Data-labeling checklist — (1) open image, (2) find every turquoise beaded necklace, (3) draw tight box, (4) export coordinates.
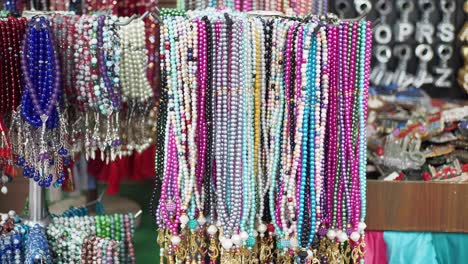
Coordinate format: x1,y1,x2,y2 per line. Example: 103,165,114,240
297,24,316,249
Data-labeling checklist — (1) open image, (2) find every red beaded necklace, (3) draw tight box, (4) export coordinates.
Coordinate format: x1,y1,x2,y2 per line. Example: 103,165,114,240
0,17,27,114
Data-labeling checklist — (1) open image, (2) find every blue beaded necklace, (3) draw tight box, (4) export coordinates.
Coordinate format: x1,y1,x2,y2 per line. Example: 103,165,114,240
16,16,71,188
297,24,319,249
21,17,61,129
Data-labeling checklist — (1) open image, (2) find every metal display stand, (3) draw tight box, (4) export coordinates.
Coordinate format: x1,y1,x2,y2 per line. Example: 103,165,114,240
25,180,49,226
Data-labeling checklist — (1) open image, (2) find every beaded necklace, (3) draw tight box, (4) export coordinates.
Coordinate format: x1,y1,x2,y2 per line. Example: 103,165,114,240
239,16,256,247
252,17,264,226
195,17,208,225
268,19,287,235
277,22,294,243
316,25,328,233
214,15,243,247
297,23,318,249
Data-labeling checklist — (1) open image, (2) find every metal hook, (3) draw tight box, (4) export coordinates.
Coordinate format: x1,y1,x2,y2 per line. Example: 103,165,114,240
84,190,105,207
134,209,143,219
30,0,36,11
114,14,138,26
115,7,163,26
141,10,164,24
341,9,369,22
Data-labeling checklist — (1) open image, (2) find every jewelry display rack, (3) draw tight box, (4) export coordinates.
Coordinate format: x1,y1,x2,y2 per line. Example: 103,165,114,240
26,181,48,226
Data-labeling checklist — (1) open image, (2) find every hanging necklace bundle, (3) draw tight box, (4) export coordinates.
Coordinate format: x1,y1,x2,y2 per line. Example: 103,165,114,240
120,18,154,155
0,13,158,190
9,16,71,188
47,213,136,263
0,17,26,115
0,17,27,190
49,13,157,162
154,8,372,264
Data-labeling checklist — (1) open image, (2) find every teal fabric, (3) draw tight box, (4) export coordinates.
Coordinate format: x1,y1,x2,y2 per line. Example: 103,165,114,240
383,232,468,264
432,233,468,264
384,232,438,264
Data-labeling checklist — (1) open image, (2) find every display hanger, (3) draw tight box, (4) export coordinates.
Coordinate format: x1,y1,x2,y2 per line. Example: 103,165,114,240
115,7,163,26
246,10,298,20
84,190,106,208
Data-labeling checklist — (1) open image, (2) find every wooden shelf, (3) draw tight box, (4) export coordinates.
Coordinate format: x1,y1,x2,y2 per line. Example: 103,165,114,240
4,177,468,232
366,180,468,233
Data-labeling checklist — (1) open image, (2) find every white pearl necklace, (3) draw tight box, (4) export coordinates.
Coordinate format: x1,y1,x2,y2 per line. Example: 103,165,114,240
120,19,153,104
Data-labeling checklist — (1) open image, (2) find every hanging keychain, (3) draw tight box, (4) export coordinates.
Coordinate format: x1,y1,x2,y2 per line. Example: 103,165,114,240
395,0,415,42
392,44,414,89
373,0,393,87
354,0,372,16
335,0,352,18
416,0,435,44
414,44,434,88
374,0,392,46
370,46,391,86
437,0,456,43
434,44,454,88
458,1,468,93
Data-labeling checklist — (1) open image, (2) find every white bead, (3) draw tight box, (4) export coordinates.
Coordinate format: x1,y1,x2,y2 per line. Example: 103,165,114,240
207,225,218,235
290,237,298,248
326,229,337,240
170,235,181,245
197,216,207,226
307,250,313,259
1,214,8,221
180,214,189,225
240,231,249,241
231,234,242,246
258,224,267,233
221,238,233,251
350,232,360,242
8,210,15,217
338,232,348,243
1,186,7,194
358,222,367,232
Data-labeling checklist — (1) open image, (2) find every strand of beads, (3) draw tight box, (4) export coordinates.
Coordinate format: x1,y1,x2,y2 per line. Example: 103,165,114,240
80,236,120,264
25,225,52,264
